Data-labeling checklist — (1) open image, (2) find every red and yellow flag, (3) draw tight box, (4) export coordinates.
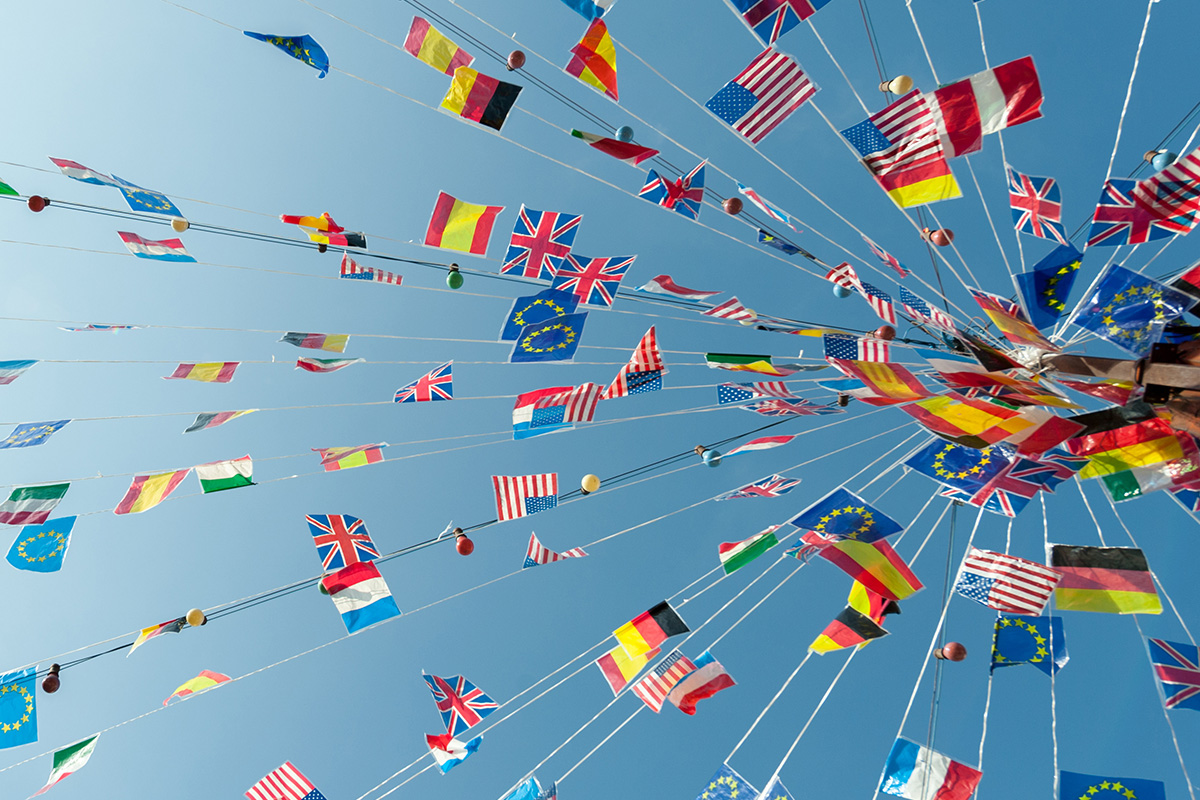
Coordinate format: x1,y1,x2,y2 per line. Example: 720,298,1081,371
424,191,504,256
565,19,618,100
1066,417,1187,479
829,359,930,402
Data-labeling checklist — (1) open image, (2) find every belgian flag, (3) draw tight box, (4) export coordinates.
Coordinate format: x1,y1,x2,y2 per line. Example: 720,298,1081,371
441,67,522,131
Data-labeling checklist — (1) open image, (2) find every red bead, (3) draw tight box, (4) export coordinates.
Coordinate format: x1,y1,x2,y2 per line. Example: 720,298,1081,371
456,535,475,556
27,196,47,213
507,50,526,70
723,197,743,215
936,642,967,661
874,325,896,341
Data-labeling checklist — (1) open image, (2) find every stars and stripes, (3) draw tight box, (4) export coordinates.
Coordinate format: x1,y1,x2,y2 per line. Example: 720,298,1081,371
1007,166,1067,244
823,333,890,362
954,546,1063,614
716,382,795,404
717,474,802,500
863,235,908,278
533,383,601,423
1147,638,1200,711
705,48,816,144
422,673,499,736
849,90,942,177
601,327,666,399
550,253,635,307
394,361,454,403
1087,177,1196,247
245,762,325,800
824,261,863,290
523,531,588,568
724,434,797,456
340,253,401,285
501,206,582,280
639,161,706,219
703,297,758,323
635,274,720,300
492,473,559,521
899,286,957,332
861,282,898,324
304,514,379,571
631,650,697,712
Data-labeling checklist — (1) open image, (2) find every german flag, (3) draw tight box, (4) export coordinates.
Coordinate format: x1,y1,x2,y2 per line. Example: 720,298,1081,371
441,67,522,131
613,601,688,659
809,607,887,654
1049,544,1162,614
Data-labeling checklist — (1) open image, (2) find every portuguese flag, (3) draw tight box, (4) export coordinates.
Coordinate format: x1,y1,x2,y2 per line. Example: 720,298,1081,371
1049,544,1162,614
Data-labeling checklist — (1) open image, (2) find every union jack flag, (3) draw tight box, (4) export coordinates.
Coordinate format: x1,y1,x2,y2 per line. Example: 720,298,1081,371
305,514,380,570
1007,166,1067,244
717,473,802,500
743,398,838,416
601,327,666,399
500,206,582,281
639,161,705,219
1134,146,1200,221
422,673,499,736
899,286,957,332
725,0,831,45
1007,450,1088,492
393,361,453,403
703,296,758,323
1086,177,1195,247
1147,637,1200,711
862,235,908,277
943,458,1043,518
523,531,588,568
551,253,635,307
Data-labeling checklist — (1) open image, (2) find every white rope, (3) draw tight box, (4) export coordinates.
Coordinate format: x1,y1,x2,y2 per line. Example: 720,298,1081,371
1041,493,1061,800
903,0,941,85
1103,0,1157,183
726,652,814,760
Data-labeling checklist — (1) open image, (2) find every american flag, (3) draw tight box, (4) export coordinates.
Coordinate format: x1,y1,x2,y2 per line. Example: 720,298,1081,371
523,531,588,568
862,235,908,277
550,253,635,307
703,297,759,323
423,673,499,736
601,327,666,399
339,253,401,285
1007,167,1067,244
705,48,816,144
533,383,601,423
245,762,326,800
492,473,558,521
823,333,890,362
639,161,706,219
1134,146,1200,221
501,206,582,281
1147,638,1200,710
899,286,956,332
717,382,795,404
842,90,942,176
1087,177,1195,247
305,514,379,570
393,361,454,403
631,650,697,712
824,261,862,291
860,282,898,324
717,473,802,500
727,0,830,45
737,182,795,230
954,547,1062,614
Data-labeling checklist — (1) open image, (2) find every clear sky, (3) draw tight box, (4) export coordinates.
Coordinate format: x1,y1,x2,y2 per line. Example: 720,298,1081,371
0,1,1197,799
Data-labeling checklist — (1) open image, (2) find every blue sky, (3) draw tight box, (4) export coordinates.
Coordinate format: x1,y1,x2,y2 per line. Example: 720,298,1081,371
0,0,1197,799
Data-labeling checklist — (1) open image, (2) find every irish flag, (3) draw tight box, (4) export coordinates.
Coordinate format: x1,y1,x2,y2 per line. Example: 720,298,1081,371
32,734,100,796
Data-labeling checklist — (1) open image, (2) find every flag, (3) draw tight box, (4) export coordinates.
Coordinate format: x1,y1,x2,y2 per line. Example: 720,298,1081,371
502,776,556,800
0,360,36,385
1007,166,1067,244
523,531,587,568
823,334,890,362
1059,773,1165,800
632,650,698,712
493,474,558,521
954,547,1062,614
245,762,326,800
743,398,838,416
693,764,759,800
595,643,659,694
810,605,888,654
1004,414,1087,456
0,485,69,526
0,177,13,195
423,673,498,736
635,274,720,299
163,362,239,383
758,229,805,255
879,738,982,800
295,356,364,373
862,235,909,277
129,618,185,655
614,601,688,658
502,206,582,280
117,232,195,262
559,0,615,19
394,361,454,403
513,386,575,439
926,56,1042,157
321,561,401,633
1049,544,1162,614
442,66,521,130
737,183,795,229
706,353,802,376
305,514,379,570
601,326,666,399
716,474,801,501
530,384,602,427
640,160,706,219
6,517,75,573
163,670,231,706
425,191,504,255
724,434,797,457
829,360,928,402
195,456,253,494
1066,417,1189,478
314,443,385,471
991,615,1067,676
500,288,579,341
550,253,634,307
789,486,903,543
279,332,349,353
243,31,329,77
725,0,831,45
666,651,735,715
58,324,139,332
717,526,780,572
111,175,182,216
426,733,483,774
968,288,1057,351
184,409,257,434
1016,243,1083,330
1147,638,1200,711
565,19,618,100
906,439,1016,494
48,157,115,186
1071,263,1194,355
899,394,1031,448
114,469,191,515
791,533,923,601
899,286,957,332
1100,448,1200,502
280,212,366,248
705,47,815,144
31,734,100,798
510,312,588,363
703,297,758,323
717,382,795,404
0,668,37,749
1134,144,1200,220
339,253,401,285
570,129,659,165
0,420,70,450
404,16,473,75
1090,177,1197,247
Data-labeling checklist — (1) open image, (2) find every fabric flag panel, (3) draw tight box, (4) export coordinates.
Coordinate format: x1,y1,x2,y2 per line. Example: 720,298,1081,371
493,474,558,521
279,212,366,248
0,420,70,450
0,484,69,526
717,382,795,404
117,231,195,261
321,561,401,633
441,66,521,130
595,643,659,695
313,443,385,471
0,668,37,750
528,384,600,425
953,547,1062,615
502,206,582,280
404,16,473,75
195,456,253,494
789,487,903,543
31,734,101,798
926,56,1042,157
243,31,329,77
48,157,115,185
0,177,13,195
510,312,588,363
716,474,801,501
1007,166,1067,244
426,733,483,774
724,435,797,457
693,764,759,800
725,0,832,46
1087,178,1195,247
879,738,982,800
163,362,239,383
163,670,231,706
1135,144,1200,220
570,129,659,165
1058,773,1165,800
512,386,575,439
423,673,499,737
635,274,720,300
184,409,256,434
703,297,758,323
613,601,689,659
394,361,454,403
559,0,615,20
112,175,182,216
340,253,401,285
1070,263,1194,356
968,288,1057,351
550,253,634,307
705,47,815,144
296,356,364,373
828,360,927,402
1147,638,1200,711
991,615,1067,676
640,161,706,219
666,651,735,715
279,332,349,353
705,353,802,376
717,526,780,573
6,516,75,573
565,19,618,100
500,288,579,341
128,618,185,655
1066,417,1188,479
114,469,190,515
58,324,139,332
1049,544,1162,614
601,326,666,399
0,359,36,385
245,761,326,800
758,229,805,254
863,235,909,277
810,605,888,654
1015,243,1083,330
737,183,795,229
425,191,504,255
792,533,923,601
824,333,890,362
305,514,379,570
523,531,587,568
631,650,697,712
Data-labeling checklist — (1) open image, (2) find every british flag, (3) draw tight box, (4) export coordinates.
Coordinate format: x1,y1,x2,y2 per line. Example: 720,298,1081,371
393,361,453,403
743,398,837,416
423,673,499,736
726,0,831,45
304,514,380,570
1087,177,1196,247
862,235,908,277
1007,166,1067,244
601,327,666,399
1007,450,1088,492
500,206,582,281
717,473,802,500
1147,638,1200,711
639,161,705,219
551,253,635,307
523,531,588,568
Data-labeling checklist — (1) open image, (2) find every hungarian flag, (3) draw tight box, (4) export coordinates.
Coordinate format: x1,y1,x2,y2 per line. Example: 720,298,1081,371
570,129,659,165
717,526,780,573
195,456,254,493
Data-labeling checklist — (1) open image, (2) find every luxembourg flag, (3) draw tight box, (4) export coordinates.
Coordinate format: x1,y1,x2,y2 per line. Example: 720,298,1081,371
426,733,483,774
320,561,401,634
117,232,196,262
879,738,982,800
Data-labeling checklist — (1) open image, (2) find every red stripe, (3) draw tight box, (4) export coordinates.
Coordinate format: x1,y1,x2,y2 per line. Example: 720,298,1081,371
992,55,1043,128
933,79,982,156
425,192,458,247
471,205,500,255
1055,565,1156,593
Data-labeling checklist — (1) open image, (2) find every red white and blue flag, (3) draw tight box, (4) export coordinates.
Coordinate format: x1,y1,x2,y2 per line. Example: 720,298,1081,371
245,761,326,800
717,474,802,500
724,435,797,457
737,183,795,230
426,733,483,774
533,383,601,424
118,232,195,262
394,361,454,403
635,274,720,300
551,253,635,307
954,546,1062,615
501,206,582,281
305,514,380,570
703,297,758,323
601,327,666,399
743,398,837,416
1087,177,1195,247
321,561,401,634
705,48,816,144
423,673,499,736
1007,166,1067,244
632,650,697,713
899,286,957,332
1134,146,1200,221
823,333,890,362
725,0,832,46
863,235,909,278
492,473,558,521
861,282,898,325
639,161,706,219
1147,637,1200,711
523,531,588,568
48,157,116,186
340,253,401,285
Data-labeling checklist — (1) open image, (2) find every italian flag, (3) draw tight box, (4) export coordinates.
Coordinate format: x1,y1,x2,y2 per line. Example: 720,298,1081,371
32,734,99,797
718,526,780,574
195,456,254,493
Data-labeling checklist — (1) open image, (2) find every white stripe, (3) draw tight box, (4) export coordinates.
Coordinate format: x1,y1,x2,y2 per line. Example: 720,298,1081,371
970,69,1010,135
329,575,393,614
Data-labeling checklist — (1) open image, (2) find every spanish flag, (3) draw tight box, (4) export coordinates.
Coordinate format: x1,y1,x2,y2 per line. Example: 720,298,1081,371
163,362,239,383
800,533,923,601
829,359,930,401
1066,417,1187,479
900,394,1033,446
424,191,504,256
114,469,192,515
163,670,231,706
403,16,473,76
594,643,659,695
441,66,522,131
1049,544,1162,614
565,19,618,100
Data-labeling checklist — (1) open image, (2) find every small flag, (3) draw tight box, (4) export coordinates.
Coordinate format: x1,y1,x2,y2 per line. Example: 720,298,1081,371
305,514,379,570
1058,773,1164,800
1071,263,1195,356
117,232,195,262
810,606,888,654
789,486,903,543
954,547,1062,615
6,517,76,573
724,435,797,457
502,206,582,280
243,31,329,77
570,129,659,165
737,183,795,229
526,383,601,427
559,0,615,20
0,360,37,385
566,18,618,100
500,288,579,342
128,617,185,656
280,212,365,247
640,161,705,219
31,734,100,797
705,352,803,376
725,0,831,45
1007,166,1067,244
758,229,804,255
425,191,504,255
705,47,816,144
595,643,659,695
665,651,735,715
163,362,239,383
635,274,719,300
441,66,521,130
163,670,231,706
743,398,837,416
279,332,349,353
0,177,14,195
1087,178,1194,247
394,361,454,403
114,469,191,515
703,296,758,323
493,474,558,521
0,484,69,526
991,615,1067,676
426,733,483,774
926,56,1042,157
183,409,257,434
632,650,697,712
600,326,666,399
404,16,473,75
717,382,795,404
716,474,801,501
1049,544,1162,614
863,235,908,277
111,175,182,216
313,443,385,471
1134,144,1200,221
1015,243,1083,330
58,324,139,332
968,288,1058,351
551,253,634,307
0,420,70,450
1066,417,1189,479
423,673,499,736
502,776,557,800
195,456,254,494
899,286,957,332
523,531,587,568
510,312,588,363
1146,637,1200,711
296,356,364,373
48,157,115,186
792,533,923,601
614,601,688,659
339,253,401,285
879,738,982,800
823,334,890,362
245,762,327,800
513,386,576,439
717,526,780,573
0,668,37,749
321,561,401,634
692,765,758,800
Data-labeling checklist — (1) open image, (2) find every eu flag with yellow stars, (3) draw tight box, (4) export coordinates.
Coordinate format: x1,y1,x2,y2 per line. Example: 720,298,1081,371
905,439,1014,495
0,667,37,749
788,486,903,543
6,517,75,573
1059,772,1165,800
1072,263,1195,356
694,764,759,800
510,312,587,363
111,175,182,217
991,614,1067,676
1016,243,1083,330
244,32,330,78
499,288,579,341
0,420,69,450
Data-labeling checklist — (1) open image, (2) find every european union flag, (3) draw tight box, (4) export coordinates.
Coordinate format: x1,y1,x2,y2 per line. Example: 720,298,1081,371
0,668,37,749
6,517,75,573
111,175,182,217
905,440,1014,494
1072,263,1195,356
1059,772,1165,800
693,764,759,800
758,229,803,255
244,32,330,78
788,487,903,543
499,288,579,341
510,312,587,363
991,615,1068,676
1016,243,1083,330
0,420,69,450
